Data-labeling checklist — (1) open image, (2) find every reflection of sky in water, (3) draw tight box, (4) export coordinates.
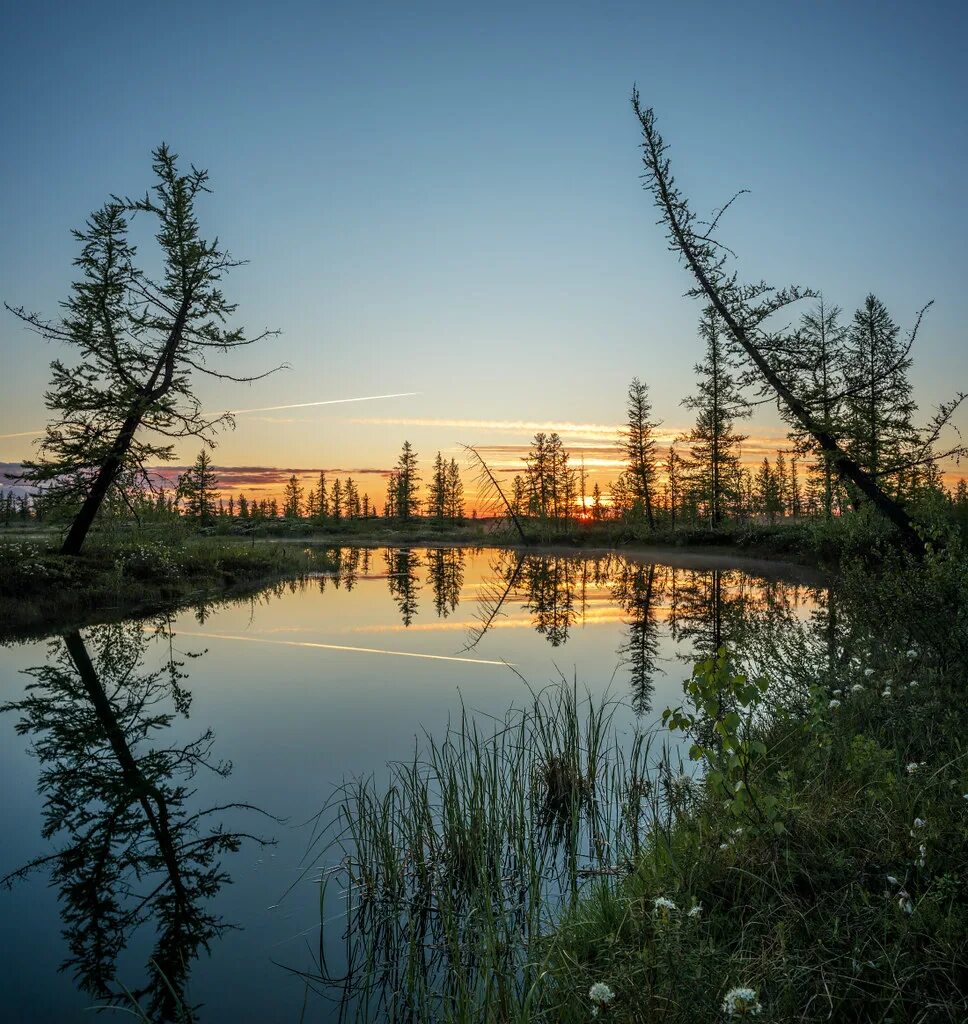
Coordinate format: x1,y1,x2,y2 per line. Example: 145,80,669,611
0,546,823,1022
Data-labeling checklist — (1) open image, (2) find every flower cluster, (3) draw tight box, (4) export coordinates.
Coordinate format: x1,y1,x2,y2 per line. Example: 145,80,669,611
589,981,615,1016
722,986,762,1016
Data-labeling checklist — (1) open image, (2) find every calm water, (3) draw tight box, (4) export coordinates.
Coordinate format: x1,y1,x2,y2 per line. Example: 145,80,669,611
0,546,824,1022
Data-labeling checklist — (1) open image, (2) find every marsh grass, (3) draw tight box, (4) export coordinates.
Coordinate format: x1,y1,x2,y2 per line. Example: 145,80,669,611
308,545,968,1023
307,681,684,1023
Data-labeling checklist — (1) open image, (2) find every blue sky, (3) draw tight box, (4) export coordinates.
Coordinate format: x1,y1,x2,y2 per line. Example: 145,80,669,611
1,0,965,497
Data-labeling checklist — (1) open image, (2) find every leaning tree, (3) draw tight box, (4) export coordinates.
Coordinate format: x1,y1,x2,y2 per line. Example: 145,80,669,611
6,144,281,554
630,91,965,556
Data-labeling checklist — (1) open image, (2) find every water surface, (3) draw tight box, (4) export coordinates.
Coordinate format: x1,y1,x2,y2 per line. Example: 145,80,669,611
0,545,824,1022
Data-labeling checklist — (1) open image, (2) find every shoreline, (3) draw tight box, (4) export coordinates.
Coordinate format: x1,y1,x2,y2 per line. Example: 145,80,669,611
0,531,827,643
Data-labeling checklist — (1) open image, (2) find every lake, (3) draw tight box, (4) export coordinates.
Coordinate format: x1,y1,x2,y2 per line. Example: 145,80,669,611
0,545,824,1022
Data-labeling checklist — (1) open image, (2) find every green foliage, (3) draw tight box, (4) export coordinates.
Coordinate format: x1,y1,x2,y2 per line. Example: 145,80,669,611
664,647,785,834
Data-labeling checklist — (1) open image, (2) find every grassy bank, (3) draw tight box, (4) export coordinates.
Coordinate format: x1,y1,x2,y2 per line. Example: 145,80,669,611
0,536,331,640
317,542,968,1022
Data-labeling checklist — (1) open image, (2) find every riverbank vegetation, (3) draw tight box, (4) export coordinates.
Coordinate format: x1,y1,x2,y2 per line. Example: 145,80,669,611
0,535,329,639
314,538,968,1022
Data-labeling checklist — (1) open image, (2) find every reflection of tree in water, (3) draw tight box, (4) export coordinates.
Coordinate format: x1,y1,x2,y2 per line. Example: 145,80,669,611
426,547,465,618
519,555,580,647
612,561,664,715
1,622,270,1021
325,545,365,590
670,568,753,658
465,552,581,649
385,547,421,627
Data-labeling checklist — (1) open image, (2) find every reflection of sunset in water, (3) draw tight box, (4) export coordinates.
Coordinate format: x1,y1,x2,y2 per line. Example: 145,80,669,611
0,544,826,1023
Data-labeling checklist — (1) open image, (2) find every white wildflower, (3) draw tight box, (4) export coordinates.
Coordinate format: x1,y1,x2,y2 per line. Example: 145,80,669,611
687,903,703,919
913,817,926,829
722,986,763,1016
886,875,899,886
881,688,892,699
897,890,913,915
653,896,677,919
828,699,841,709
589,982,615,1006
719,842,731,851
906,648,917,659
916,843,927,868
832,689,843,697
905,762,926,775
864,667,875,677
908,681,918,690
851,683,865,693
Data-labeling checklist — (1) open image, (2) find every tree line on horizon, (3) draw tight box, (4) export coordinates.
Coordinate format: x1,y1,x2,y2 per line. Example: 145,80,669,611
3,109,965,553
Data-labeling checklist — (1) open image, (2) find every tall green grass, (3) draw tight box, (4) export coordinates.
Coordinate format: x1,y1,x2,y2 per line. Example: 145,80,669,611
310,682,682,1022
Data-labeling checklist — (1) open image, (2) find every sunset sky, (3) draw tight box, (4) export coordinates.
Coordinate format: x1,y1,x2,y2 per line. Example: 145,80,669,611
2,1,966,508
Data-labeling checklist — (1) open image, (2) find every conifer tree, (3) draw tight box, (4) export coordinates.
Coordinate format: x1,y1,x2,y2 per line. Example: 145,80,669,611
177,450,219,525
283,474,304,518
843,295,916,494
427,452,447,521
7,145,279,554
315,471,329,521
789,299,847,519
665,444,684,529
680,308,751,526
343,477,359,519
591,482,604,521
621,376,660,528
384,473,397,519
394,442,421,521
445,458,464,521
755,458,783,522
330,479,343,523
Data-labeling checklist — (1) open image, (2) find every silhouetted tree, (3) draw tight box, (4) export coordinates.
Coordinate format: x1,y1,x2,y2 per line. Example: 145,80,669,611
631,94,966,555
283,473,304,518
680,307,751,525
395,442,421,521
7,145,280,555
1,623,269,1018
621,377,661,528
177,449,219,525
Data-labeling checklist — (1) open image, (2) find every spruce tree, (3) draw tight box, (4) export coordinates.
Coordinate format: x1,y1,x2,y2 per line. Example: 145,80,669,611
621,377,660,527
843,294,916,495
680,308,751,526
283,474,304,518
394,442,420,521
177,450,219,525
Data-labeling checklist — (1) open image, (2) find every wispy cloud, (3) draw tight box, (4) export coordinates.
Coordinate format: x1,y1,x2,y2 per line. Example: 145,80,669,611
349,416,623,439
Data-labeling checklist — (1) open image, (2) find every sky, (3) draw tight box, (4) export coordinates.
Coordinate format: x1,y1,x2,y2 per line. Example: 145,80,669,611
1,1,966,507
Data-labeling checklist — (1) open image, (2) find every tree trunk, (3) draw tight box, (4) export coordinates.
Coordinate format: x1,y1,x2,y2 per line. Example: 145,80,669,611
656,190,924,555
60,406,146,555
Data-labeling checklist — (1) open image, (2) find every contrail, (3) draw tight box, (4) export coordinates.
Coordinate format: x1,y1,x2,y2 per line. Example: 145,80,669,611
176,629,511,667
229,392,419,415
0,393,419,441
0,429,43,440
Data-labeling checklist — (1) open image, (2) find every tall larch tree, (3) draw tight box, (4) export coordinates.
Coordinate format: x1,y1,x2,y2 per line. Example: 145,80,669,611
7,145,280,555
